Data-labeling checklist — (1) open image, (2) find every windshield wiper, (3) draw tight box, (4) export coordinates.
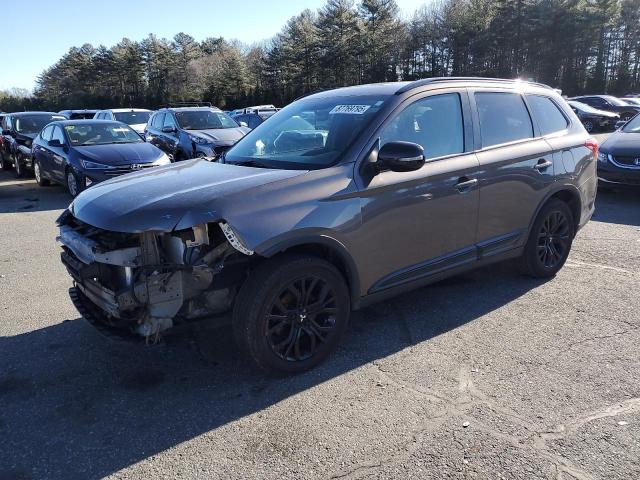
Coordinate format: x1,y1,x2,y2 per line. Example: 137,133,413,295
229,159,269,168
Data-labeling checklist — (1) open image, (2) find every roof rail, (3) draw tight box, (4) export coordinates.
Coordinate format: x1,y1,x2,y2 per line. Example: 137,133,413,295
395,77,553,94
160,101,213,108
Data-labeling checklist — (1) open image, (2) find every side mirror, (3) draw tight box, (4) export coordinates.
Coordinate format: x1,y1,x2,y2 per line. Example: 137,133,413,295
238,121,248,128
48,139,63,148
377,141,425,173
162,126,176,133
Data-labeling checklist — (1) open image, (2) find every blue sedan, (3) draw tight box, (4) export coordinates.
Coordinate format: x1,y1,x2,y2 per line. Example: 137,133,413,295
32,120,171,196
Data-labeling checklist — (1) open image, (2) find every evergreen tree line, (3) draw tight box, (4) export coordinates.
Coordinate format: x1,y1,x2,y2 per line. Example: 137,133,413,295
2,0,640,112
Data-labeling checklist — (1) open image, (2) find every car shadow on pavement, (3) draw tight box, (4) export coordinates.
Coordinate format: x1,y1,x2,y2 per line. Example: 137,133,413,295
0,172,70,214
592,188,640,226
0,262,546,479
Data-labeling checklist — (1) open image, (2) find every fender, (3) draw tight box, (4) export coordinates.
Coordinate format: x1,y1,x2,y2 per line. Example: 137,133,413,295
526,182,582,239
254,229,361,305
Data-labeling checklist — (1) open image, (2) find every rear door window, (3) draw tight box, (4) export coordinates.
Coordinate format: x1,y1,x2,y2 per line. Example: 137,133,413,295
51,126,66,145
380,92,464,160
40,125,54,141
526,95,568,135
152,113,165,129
163,113,177,129
475,92,533,147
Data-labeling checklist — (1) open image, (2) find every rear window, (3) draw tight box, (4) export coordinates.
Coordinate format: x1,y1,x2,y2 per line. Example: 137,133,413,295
526,95,568,135
475,92,533,147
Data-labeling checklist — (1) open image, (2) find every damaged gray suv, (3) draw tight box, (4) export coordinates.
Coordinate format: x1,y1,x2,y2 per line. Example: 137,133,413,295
58,78,598,373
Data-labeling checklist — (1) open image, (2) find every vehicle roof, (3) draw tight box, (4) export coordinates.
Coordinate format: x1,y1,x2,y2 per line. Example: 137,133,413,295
8,111,61,116
59,109,98,113
307,77,554,100
103,108,152,112
49,119,126,126
159,106,222,112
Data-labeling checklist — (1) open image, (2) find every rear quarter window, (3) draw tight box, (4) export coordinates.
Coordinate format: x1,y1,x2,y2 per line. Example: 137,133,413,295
475,92,533,147
526,95,568,135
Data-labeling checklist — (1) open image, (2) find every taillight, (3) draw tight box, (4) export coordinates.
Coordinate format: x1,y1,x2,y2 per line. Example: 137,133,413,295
585,137,599,159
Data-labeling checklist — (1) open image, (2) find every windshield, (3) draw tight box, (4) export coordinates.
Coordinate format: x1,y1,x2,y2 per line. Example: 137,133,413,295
15,115,64,134
569,101,601,114
175,110,238,130
224,95,389,169
114,111,152,125
64,122,143,146
68,112,97,120
622,98,640,106
622,114,640,133
604,96,630,107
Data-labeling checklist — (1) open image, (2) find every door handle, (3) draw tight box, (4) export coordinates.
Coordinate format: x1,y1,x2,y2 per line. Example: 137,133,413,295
455,177,478,192
534,159,553,171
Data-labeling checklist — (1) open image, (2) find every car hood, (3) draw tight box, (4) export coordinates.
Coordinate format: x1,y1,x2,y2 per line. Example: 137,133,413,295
590,109,619,118
70,159,307,233
16,132,37,141
129,123,146,133
601,131,640,155
74,142,165,166
188,127,248,144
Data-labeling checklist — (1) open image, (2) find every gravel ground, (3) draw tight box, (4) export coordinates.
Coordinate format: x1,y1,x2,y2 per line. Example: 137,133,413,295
0,152,638,480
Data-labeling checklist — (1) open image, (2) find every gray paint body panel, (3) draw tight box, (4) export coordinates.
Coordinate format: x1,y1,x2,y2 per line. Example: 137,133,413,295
68,80,597,305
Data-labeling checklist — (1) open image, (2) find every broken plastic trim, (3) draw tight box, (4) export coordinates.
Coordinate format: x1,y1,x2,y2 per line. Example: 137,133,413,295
219,222,254,256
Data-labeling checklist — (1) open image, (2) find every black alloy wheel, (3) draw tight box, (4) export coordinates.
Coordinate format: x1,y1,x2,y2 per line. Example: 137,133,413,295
536,210,570,269
520,199,575,278
233,254,350,374
264,275,338,362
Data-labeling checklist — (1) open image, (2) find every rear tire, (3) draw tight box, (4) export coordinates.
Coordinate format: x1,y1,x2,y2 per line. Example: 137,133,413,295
233,254,350,374
519,199,575,278
34,159,50,186
582,120,594,133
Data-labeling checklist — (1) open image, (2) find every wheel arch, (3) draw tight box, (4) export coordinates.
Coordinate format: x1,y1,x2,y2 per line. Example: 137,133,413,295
530,185,582,236
257,234,361,305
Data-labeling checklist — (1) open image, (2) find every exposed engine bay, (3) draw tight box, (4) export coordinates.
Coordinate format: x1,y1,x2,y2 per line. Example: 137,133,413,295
57,210,253,341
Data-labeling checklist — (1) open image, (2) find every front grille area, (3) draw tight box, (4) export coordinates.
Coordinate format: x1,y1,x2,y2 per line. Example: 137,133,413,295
612,155,640,168
103,164,158,177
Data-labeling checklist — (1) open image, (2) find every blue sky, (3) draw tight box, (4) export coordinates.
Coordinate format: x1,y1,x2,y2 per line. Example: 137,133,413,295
1,0,428,91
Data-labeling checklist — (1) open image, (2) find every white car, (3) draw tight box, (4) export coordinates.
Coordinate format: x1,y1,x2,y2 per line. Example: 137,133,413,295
93,108,153,134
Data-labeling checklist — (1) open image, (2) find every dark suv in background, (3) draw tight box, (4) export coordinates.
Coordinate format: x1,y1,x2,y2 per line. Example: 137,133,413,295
144,105,249,160
58,78,596,374
0,111,65,176
569,95,640,121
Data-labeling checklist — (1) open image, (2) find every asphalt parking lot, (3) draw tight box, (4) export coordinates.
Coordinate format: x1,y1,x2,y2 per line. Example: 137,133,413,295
1,152,639,479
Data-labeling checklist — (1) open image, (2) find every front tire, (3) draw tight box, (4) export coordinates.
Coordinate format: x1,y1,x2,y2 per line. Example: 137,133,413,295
66,168,83,197
14,153,26,178
233,254,350,374
519,199,575,278
34,159,50,186
582,120,594,133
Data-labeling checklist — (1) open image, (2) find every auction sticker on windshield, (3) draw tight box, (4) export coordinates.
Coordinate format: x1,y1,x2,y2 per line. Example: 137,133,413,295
329,105,371,115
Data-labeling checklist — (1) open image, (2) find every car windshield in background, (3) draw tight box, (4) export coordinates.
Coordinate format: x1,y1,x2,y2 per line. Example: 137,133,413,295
175,110,237,130
622,115,640,133
225,95,389,169
15,115,64,133
64,123,143,146
569,101,601,114
115,111,152,125
604,96,630,107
